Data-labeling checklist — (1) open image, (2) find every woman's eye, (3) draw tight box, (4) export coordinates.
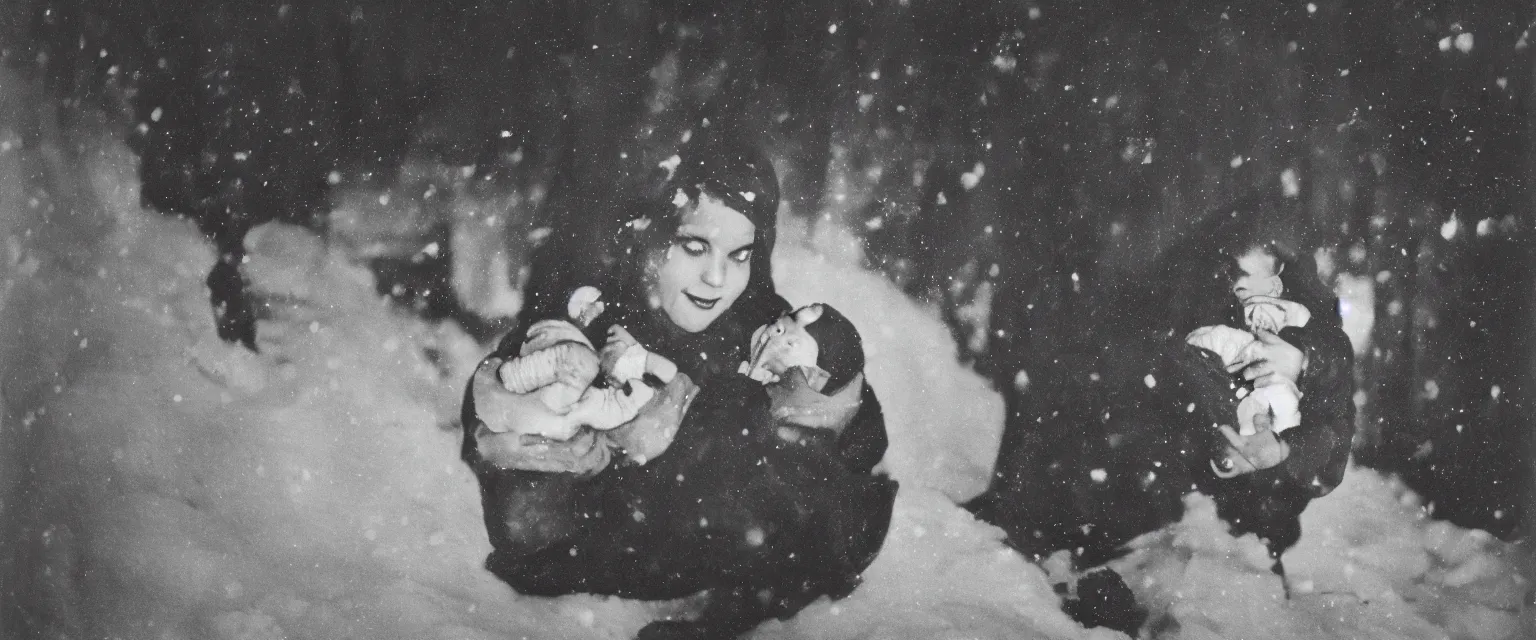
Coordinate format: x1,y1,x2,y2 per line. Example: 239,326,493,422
729,248,752,263
680,240,706,256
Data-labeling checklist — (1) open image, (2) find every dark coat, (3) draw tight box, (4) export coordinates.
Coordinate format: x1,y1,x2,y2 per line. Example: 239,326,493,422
462,257,894,639
974,201,1356,571
489,376,895,607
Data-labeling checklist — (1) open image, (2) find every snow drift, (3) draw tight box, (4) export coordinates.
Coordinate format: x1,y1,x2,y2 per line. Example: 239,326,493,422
1,86,1532,640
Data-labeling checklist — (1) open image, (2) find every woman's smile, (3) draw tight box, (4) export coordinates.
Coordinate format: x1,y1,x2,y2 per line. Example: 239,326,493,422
685,292,720,310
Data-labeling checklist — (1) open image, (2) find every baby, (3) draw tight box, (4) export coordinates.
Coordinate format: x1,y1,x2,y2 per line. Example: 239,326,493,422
1231,247,1311,334
492,286,676,439
1185,246,1309,437
739,303,867,431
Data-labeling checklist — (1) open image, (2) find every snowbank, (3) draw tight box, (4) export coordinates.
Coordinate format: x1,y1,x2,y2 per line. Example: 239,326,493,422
771,223,1005,502
2,97,1530,640
1111,470,1534,640
0,117,1081,639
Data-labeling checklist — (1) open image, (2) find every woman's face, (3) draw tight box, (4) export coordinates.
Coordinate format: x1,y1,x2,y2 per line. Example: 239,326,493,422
647,193,757,333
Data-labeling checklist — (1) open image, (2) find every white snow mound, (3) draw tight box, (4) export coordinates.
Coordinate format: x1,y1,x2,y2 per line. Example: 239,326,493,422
1,90,1530,640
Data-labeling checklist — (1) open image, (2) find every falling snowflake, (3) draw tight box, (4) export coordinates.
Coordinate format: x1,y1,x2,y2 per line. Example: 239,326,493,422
1440,215,1459,241
1280,168,1300,197
960,163,986,190
1013,370,1031,391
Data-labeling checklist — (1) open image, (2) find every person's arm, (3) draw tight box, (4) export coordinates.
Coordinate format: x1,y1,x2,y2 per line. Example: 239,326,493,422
461,321,535,466
461,310,615,475
835,381,888,475
602,372,698,465
1269,322,1355,496
763,370,887,474
461,354,613,475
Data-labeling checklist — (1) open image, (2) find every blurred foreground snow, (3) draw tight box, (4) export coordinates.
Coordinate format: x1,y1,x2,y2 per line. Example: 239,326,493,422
1,118,1531,640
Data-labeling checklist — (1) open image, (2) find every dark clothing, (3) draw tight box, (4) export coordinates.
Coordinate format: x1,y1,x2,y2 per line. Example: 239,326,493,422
981,327,1245,563
488,377,895,606
1193,308,1355,565
802,382,888,475
463,284,894,638
974,244,1355,569
1269,318,1356,497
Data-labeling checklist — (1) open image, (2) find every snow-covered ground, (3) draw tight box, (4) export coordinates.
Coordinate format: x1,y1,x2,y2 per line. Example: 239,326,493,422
2,101,1532,640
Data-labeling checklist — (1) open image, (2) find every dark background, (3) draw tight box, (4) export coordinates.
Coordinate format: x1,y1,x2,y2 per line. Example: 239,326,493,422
6,0,1533,550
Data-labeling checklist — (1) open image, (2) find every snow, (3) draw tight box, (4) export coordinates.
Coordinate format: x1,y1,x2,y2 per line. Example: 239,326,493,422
3,106,1533,640
771,222,1004,503
1112,471,1534,640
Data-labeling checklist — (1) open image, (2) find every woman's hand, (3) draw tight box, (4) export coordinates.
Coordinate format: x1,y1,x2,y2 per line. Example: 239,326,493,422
474,356,585,440
766,370,863,432
474,423,611,474
602,325,639,361
600,325,639,380
1243,295,1312,334
1213,417,1291,477
470,356,616,473
605,372,698,464
1227,329,1305,385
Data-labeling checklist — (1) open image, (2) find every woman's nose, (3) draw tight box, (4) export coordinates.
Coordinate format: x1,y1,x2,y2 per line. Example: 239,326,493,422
701,257,726,287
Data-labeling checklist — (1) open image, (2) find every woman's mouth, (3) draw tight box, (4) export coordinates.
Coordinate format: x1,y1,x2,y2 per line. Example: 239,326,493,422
684,292,719,310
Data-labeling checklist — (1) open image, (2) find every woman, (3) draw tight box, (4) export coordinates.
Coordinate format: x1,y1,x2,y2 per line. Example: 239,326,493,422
1162,198,1356,584
973,193,1354,629
461,137,893,639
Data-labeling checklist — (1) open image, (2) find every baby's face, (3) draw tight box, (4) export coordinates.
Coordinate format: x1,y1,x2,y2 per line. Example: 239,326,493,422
745,304,824,380
1232,246,1283,301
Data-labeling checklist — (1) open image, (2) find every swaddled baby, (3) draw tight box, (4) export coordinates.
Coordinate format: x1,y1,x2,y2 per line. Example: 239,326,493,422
487,286,677,440
1186,325,1300,436
739,303,866,432
1186,247,1310,436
